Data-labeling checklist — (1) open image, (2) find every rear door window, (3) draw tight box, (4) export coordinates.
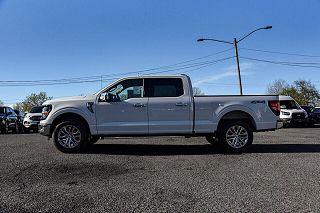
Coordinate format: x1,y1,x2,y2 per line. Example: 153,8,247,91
145,78,184,97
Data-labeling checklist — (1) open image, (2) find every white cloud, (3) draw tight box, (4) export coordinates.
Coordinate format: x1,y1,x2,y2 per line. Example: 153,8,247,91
193,62,254,86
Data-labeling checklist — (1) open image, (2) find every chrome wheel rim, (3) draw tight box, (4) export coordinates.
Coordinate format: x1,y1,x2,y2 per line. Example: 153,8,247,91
226,125,248,148
57,125,81,149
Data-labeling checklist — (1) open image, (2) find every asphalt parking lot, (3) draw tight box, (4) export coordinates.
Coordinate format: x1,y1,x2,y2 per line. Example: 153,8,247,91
1,127,320,212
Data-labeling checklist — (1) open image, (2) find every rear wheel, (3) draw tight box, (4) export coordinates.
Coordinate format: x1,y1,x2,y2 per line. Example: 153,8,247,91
205,135,218,145
218,120,253,153
53,119,88,153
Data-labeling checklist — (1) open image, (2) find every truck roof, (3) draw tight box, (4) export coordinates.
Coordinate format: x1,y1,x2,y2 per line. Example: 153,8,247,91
279,95,294,101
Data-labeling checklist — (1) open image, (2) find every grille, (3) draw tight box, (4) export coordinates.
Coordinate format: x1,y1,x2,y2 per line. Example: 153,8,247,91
30,116,42,121
292,113,305,119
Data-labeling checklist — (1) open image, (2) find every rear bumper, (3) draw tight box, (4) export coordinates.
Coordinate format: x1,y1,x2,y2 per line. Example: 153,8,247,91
39,124,51,137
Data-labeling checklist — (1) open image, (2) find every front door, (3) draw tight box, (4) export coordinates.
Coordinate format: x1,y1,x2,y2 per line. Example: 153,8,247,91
95,78,148,135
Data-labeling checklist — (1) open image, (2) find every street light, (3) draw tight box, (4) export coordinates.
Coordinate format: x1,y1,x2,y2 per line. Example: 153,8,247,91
197,26,272,95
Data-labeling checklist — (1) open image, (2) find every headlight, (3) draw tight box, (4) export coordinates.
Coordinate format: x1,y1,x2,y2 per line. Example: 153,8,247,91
281,111,290,116
41,105,52,120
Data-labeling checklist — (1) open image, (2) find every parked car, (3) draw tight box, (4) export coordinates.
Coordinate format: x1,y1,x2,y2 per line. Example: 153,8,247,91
13,109,25,133
23,106,44,133
301,105,320,125
279,96,308,127
0,106,19,133
39,74,282,153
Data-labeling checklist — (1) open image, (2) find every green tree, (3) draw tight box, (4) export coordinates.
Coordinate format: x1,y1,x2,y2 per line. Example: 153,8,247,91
267,79,320,105
20,92,52,112
285,80,320,105
0,99,3,105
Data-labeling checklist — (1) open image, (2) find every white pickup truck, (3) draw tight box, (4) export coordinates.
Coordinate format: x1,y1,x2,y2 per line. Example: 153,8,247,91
39,75,282,153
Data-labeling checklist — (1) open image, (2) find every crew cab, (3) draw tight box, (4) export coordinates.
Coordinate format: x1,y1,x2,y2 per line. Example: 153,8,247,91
39,75,281,153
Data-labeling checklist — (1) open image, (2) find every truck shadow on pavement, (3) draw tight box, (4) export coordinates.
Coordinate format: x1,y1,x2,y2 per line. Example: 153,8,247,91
85,143,320,155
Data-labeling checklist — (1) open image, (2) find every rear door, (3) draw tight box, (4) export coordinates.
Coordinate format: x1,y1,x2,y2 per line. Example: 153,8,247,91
145,78,192,134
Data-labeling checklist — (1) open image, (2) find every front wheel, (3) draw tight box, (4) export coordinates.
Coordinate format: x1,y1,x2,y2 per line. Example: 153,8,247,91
218,120,253,153
88,136,100,145
4,122,9,134
53,119,88,153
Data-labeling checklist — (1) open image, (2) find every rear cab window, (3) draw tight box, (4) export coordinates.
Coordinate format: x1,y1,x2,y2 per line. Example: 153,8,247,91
145,78,184,97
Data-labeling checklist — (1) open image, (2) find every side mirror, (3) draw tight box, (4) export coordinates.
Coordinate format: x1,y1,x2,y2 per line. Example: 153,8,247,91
105,93,111,102
7,111,12,116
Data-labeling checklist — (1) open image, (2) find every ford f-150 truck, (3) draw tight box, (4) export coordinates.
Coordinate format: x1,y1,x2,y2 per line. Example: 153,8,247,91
39,75,282,153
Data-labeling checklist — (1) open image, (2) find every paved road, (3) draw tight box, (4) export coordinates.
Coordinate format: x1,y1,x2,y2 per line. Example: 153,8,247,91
1,127,320,212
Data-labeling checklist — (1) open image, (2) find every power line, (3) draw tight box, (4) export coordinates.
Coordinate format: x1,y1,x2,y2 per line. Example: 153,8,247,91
0,48,233,84
240,56,320,68
240,47,320,58
0,56,235,86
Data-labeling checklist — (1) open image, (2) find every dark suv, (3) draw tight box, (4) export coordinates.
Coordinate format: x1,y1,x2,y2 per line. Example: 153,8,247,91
301,105,320,126
0,106,19,133
14,109,25,133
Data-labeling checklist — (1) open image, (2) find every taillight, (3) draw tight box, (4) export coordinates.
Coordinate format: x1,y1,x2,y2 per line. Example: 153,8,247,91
268,100,280,116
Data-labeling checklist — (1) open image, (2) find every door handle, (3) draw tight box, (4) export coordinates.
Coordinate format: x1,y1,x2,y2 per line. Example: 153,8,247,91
133,103,146,108
175,102,188,107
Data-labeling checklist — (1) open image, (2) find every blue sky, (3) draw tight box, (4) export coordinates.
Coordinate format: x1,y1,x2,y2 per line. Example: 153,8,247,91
1,0,320,105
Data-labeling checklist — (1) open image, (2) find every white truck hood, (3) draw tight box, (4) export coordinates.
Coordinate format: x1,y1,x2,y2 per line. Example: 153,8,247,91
281,108,306,113
43,95,96,105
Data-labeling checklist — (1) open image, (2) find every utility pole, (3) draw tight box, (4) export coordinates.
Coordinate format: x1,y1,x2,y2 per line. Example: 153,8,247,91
233,38,243,95
197,26,272,95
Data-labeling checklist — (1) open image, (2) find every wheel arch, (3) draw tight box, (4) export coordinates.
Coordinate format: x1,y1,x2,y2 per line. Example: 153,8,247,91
216,110,257,133
50,112,91,137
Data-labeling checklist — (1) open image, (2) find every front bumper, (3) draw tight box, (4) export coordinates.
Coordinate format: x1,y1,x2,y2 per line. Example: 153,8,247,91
39,124,51,137
276,121,283,129
24,120,40,129
280,118,308,125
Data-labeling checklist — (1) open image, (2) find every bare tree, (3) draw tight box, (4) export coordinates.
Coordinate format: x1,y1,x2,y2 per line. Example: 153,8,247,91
266,79,288,95
193,87,205,96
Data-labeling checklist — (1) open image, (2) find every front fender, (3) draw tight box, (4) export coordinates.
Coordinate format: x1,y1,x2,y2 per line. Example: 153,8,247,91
45,107,97,135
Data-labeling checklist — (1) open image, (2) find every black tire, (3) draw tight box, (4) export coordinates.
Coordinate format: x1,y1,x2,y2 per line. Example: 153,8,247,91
4,122,9,134
205,135,218,145
18,125,24,134
218,120,253,153
13,123,19,134
88,136,100,145
53,119,88,153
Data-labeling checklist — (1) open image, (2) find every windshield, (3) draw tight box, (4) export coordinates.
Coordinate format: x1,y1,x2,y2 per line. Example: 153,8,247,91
280,100,300,110
301,106,314,113
30,106,44,113
0,107,5,115
313,108,320,113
